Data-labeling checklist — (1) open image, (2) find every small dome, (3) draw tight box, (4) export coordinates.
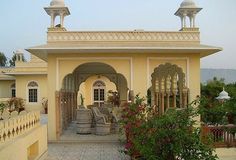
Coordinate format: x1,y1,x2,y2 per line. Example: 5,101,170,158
216,89,231,100
180,0,197,8
50,0,65,7
15,49,23,54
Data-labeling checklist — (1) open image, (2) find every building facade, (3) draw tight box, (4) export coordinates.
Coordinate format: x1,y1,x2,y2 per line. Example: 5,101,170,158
0,0,221,140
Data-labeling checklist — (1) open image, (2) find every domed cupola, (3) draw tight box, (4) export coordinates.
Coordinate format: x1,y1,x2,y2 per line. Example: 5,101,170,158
175,0,202,31
216,88,231,101
44,0,70,30
180,0,197,8
50,0,65,7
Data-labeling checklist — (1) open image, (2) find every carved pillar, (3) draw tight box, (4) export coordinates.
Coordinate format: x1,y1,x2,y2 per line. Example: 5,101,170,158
166,92,170,110
183,88,188,107
55,91,61,139
158,92,162,115
173,91,177,108
161,92,165,115
179,88,183,108
155,92,159,113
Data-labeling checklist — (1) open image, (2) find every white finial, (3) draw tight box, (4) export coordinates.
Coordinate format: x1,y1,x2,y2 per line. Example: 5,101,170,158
180,0,197,8
50,0,65,7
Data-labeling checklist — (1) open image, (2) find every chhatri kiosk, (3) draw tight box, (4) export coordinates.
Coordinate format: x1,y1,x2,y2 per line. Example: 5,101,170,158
26,0,221,140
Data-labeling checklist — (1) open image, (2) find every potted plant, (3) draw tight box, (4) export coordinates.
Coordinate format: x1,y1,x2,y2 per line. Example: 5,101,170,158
79,94,85,108
42,98,48,114
107,90,120,107
7,97,25,112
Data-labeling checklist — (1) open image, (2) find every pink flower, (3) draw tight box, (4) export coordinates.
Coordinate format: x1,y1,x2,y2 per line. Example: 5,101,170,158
125,142,133,150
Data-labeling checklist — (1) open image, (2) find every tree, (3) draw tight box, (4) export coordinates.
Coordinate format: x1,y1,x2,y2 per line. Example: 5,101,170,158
0,52,7,66
9,54,26,66
200,78,236,125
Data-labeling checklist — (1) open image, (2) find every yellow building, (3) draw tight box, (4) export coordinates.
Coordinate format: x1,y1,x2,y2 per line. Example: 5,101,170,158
0,0,221,141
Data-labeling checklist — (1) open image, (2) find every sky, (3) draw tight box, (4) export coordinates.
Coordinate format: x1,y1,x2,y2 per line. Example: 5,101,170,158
0,0,236,69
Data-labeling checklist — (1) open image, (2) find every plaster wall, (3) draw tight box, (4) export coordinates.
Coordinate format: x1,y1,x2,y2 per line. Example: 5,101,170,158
16,75,47,112
0,80,15,98
0,125,47,160
78,75,117,106
47,52,200,140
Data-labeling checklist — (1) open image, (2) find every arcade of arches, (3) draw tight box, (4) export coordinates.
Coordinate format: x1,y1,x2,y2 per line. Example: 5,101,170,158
55,62,129,136
54,62,190,138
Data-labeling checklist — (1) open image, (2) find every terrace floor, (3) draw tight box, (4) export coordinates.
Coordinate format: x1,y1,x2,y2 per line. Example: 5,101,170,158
40,114,236,160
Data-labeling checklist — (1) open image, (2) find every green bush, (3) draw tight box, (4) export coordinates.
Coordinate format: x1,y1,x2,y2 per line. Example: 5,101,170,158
120,96,218,160
0,102,7,113
133,108,217,160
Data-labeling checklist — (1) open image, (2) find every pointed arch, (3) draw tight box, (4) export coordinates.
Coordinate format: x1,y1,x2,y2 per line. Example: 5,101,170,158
151,63,189,115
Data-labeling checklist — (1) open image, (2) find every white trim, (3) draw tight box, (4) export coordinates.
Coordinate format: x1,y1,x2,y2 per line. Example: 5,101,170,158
26,80,40,105
130,58,133,90
6,72,47,75
56,57,133,91
147,57,190,88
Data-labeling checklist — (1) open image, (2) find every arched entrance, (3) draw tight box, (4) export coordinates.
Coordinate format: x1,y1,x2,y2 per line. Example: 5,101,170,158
55,62,128,136
151,63,189,115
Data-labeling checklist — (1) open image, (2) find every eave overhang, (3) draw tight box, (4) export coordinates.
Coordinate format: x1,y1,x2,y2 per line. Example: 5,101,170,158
26,44,222,62
3,72,47,76
26,31,222,61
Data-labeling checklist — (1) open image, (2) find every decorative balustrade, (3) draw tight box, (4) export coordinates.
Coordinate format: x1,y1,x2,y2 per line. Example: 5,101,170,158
202,125,236,148
0,111,40,144
47,31,200,43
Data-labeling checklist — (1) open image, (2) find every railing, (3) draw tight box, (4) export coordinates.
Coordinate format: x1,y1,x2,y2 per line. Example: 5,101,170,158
202,125,236,148
47,31,200,43
0,111,40,144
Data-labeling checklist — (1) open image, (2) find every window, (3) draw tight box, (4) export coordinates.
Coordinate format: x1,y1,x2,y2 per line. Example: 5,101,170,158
11,83,16,97
93,80,105,107
28,81,38,103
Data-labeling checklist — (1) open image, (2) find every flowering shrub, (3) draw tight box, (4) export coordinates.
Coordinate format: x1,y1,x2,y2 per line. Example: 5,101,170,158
120,96,217,160
120,95,148,158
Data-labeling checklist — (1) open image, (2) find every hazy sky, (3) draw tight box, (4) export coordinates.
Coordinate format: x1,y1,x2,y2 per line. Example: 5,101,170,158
0,0,236,69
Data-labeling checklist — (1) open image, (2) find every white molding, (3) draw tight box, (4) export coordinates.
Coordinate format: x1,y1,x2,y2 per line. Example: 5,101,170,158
56,57,133,91
48,31,200,42
147,57,190,88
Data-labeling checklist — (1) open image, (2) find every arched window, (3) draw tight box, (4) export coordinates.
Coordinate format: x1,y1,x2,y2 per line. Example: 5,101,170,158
93,80,105,107
27,81,39,103
11,83,16,97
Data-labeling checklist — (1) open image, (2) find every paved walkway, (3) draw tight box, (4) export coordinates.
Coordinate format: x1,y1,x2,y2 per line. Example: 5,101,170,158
41,114,236,160
41,114,129,160
45,143,130,160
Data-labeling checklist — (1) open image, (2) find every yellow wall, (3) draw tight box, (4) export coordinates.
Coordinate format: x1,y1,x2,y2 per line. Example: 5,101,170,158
0,80,15,98
46,52,201,140
15,75,47,112
78,75,117,106
0,125,47,160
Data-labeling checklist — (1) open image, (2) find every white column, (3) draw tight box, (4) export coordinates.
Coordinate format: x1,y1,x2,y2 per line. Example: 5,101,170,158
60,13,64,27
20,54,22,61
189,16,193,28
181,16,184,28
50,13,55,28
193,14,196,28
183,13,187,28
